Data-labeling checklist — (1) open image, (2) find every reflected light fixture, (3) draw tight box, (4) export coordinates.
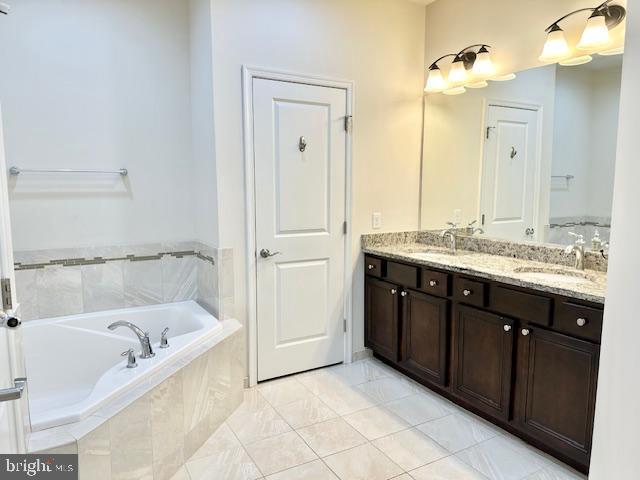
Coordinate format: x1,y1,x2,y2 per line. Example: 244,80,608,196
471,46,496,78
599,45,624,55
443,86,466,96
466,81,489,89
541,1,625,64
491,73,517,82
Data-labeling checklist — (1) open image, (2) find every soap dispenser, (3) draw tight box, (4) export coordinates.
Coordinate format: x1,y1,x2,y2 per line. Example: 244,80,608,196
591,229,602,251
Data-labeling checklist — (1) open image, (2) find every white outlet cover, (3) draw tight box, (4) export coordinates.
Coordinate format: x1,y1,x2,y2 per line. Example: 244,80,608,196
372,212,382,230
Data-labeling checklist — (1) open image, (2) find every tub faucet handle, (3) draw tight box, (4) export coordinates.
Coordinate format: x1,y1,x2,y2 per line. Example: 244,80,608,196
121,349,138,369
160,327,170,349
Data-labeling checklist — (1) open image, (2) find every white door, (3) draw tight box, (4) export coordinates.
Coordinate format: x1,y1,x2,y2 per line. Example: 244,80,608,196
480,105,541,242
0,105,28,453
253,78,347,381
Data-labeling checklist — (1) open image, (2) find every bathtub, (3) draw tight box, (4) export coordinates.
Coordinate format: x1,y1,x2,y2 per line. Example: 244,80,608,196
23,301,222,431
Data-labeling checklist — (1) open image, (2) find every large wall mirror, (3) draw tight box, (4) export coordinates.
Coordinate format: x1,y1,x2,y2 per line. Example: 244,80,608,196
420,54,622,249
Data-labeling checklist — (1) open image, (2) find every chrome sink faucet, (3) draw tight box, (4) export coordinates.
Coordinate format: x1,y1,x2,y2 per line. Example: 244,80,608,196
108,321,155,359
565,233,586,271
441,227,458,255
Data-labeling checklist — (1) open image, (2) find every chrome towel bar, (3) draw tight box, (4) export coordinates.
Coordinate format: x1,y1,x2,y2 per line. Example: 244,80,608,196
9,167,128,176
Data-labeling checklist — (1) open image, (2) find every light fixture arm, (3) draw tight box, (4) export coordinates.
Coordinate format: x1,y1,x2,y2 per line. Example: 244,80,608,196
428,53,458,70
455,44,491,57
544,0,624,32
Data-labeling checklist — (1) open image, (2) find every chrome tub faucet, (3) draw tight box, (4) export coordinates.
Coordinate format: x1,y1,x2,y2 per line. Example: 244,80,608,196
108,321,155,359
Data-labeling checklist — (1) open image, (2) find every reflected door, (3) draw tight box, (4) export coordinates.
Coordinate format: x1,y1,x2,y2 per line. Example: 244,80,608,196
480,105,541,241
253,78,347,381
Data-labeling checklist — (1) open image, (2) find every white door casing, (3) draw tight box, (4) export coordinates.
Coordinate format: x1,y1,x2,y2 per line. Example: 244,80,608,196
480,104,542,242
252,78,347,382
0,105,28,454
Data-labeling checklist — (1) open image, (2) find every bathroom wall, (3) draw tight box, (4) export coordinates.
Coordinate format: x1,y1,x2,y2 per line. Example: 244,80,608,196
425,0,627,76
420,65,557,231
590,2,640,476
0,0,199,251
209,0,427,357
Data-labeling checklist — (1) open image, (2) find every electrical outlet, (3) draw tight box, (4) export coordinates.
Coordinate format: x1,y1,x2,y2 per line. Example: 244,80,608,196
453,209,462,225
372,212,382,230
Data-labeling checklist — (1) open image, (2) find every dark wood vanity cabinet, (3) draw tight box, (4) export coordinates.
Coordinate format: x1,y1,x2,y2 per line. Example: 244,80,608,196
364,254,602,473
400,290,449,386
452,305,514,421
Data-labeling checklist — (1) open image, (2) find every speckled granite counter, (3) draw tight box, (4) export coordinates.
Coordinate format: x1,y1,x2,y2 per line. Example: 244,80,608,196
362,232,607,305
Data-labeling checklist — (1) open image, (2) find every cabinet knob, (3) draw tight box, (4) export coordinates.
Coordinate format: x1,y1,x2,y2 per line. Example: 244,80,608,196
400,291,408,297
390,288,397,295
463,289,472,297
429,280,438,287
368,264,375,270
521,328,530,336
576,318,587,327
503,325,512,332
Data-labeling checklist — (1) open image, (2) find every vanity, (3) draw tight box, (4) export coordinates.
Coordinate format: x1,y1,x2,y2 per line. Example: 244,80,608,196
362,233,606,474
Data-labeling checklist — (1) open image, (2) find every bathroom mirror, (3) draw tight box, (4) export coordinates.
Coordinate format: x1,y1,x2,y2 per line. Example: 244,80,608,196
420,54,622,248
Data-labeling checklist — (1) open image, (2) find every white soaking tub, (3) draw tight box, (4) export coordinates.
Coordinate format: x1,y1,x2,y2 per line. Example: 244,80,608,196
23,301,222,431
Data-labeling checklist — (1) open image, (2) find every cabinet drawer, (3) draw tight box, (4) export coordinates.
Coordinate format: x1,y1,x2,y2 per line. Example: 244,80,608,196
491,286,552,326
454,278,487,307
386,261,418,288
365,256,382,278
554,302,603,343
419,269,450,297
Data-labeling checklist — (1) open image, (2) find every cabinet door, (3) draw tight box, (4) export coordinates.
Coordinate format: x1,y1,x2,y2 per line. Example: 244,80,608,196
365,277,399,362
515,326,599,468
452,305,515,420
400,290,449,386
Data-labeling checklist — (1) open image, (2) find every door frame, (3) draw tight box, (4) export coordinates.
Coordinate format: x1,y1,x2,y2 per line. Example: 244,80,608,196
242,66,354,386
478,99,545,242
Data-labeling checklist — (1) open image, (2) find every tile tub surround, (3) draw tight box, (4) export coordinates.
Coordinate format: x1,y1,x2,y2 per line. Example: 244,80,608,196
362,230,608,273
362,232,606,304
170,357,586,480
14,242,234,321
29,320,245,480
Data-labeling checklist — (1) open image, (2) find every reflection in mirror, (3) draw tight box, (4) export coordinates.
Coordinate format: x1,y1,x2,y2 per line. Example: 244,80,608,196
420,54,622,249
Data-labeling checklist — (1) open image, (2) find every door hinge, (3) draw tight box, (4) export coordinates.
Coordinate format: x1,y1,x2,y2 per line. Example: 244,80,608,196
1,278,13,311
344,115,353,133
343,221,347,235
343,319,347,333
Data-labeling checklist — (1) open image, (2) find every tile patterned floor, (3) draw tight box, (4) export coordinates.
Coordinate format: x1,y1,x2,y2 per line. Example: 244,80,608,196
172,358,587,480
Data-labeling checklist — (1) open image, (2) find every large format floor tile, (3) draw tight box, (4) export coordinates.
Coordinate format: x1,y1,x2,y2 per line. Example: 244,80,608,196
244,431,318,476
190,422,241,461
227,405,292,445
328,360,391,385
384,393,454,426
455,435,550,480
297,418,367,457
356,377,416,404
410,456,488,480
524,463,586,480
258,378,315,406
186,446,262,480
323,443,403,480
417,413,499,453
265,459,339,480
343,405,409,440
275,396,338,429
372,428,448,471
316,383,378,416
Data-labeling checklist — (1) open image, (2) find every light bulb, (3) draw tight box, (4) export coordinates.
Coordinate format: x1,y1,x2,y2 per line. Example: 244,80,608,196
577,12,611,50
539,25,570,62
559,55,593,66
472,47,496,78
443,86,466,96
425,65,448,92
448,58,468,84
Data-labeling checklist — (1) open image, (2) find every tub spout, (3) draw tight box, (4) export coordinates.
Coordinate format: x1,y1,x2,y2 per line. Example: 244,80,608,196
108,321,155,359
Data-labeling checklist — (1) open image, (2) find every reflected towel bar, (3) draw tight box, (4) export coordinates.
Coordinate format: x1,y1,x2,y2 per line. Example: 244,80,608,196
9,167,128,176
551,175,574,180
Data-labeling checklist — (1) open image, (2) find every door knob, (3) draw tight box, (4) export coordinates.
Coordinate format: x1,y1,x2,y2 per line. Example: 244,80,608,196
400,291,408,297
463,289,472,297
429,280,438,287
260,249,281,259
390,289,397,295
503,325,512,332
576,318,587,327
521,328,530,336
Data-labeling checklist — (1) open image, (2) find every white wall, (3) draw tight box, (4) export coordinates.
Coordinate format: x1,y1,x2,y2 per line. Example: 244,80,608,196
210,0,427,355
421,65,556,231
590,3,640,477
0,0,199,251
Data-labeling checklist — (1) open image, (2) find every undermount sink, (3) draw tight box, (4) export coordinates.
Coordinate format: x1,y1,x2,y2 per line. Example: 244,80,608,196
512,266,598,285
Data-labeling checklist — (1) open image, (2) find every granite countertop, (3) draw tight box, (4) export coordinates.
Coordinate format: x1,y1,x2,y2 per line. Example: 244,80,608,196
363,242,606,304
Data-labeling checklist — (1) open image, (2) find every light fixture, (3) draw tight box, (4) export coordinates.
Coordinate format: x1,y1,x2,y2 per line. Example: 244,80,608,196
599,45,624,55
425,64,448,92
448,57,468,84
466,81,488,89
539,24,570,62
443,86,466,96
491,73,517,82
471,46,496,78
541,1,626,63
578,10,611,50
559,55,593,66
